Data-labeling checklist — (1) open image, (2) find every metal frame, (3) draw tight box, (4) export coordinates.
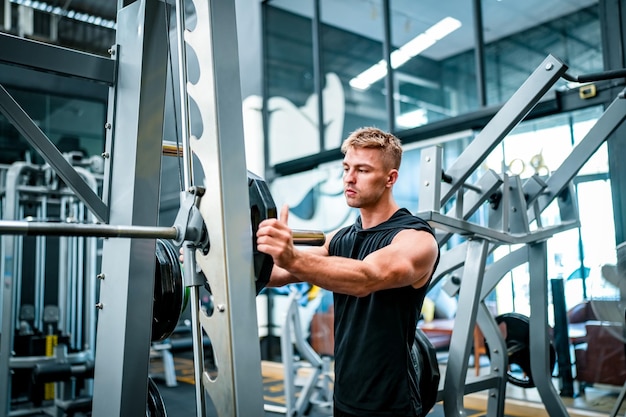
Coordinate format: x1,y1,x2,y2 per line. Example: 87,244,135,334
183,0,264,414
416,55,626,417
90,1,168,415
0,0,265,416
268,291,333,417
0,32,116,85
0,162,99,415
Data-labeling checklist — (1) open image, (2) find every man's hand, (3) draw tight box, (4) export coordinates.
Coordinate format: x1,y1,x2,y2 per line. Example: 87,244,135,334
256,204,297,270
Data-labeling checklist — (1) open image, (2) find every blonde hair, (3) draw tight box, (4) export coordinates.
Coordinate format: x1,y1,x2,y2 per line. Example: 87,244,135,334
340,127,403,170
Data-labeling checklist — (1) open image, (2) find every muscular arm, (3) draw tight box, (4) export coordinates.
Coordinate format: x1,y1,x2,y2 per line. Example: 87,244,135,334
258,207,438,297
266,244,330,287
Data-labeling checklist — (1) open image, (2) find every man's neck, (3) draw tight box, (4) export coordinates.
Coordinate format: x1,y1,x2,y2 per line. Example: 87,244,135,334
359,200,400,229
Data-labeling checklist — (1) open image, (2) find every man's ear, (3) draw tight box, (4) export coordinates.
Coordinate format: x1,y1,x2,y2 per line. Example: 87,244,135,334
387,169,398,187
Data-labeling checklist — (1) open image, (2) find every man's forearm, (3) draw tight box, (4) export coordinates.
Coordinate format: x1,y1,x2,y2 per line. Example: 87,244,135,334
267,265,302,287
284,250,377,297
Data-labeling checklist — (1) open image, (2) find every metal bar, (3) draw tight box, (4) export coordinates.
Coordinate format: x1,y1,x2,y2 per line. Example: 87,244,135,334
292,229,325,246
439,55,568,206
0,84,109,223
443,238,489,416
91,1,169,415
174,0,194,190
476,303,507,416
418,146,442,213
533,94,626,220
472,0,486,107
0,31,116,85
528,241,569,417
186,0,265,414
382,0,394,132
312,0,325,149
418,210,578,245
0,162,29,416
0,220,179,239
163,141,183,157
0,220,324,246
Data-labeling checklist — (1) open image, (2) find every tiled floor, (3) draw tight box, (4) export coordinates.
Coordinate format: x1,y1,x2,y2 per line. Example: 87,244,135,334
150,351,626,417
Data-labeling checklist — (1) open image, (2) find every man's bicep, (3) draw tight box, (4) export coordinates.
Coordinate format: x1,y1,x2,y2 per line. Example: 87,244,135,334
364,229,438,289
399,230,439,287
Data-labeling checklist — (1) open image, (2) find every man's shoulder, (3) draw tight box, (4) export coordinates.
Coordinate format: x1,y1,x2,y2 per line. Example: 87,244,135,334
393,208,432,231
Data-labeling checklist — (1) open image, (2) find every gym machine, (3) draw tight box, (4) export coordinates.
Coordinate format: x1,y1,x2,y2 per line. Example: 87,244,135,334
0,159,101,415
0,2,624,417
416,55,626,417
266,290,333,417
0,1,326,417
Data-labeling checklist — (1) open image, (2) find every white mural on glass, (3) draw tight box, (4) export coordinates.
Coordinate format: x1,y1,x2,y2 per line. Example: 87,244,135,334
242,73,357,234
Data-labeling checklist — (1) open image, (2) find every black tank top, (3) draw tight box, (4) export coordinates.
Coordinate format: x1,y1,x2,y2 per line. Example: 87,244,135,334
329,208,437,416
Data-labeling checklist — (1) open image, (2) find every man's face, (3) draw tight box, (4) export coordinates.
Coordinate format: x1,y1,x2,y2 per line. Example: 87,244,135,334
342,147,394,208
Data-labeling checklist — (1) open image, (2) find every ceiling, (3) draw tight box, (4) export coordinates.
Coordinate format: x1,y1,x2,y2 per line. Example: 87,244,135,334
28,0,597,61
268,0,598,60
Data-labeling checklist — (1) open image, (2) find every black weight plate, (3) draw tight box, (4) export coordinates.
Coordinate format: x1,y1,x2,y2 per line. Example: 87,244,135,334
146,376,167,417
248,171,277,294
494,312,556,388
152,239,184,342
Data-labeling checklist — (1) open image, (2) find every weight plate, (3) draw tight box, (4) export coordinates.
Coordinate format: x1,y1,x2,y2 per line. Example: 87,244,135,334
494,312,556,388
152,239,184,342
248,171,277,294
146,377,167,417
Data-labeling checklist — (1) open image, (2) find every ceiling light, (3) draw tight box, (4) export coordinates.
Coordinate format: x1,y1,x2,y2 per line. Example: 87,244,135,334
11,0,116,29
350,17,461,91
396,108,428,128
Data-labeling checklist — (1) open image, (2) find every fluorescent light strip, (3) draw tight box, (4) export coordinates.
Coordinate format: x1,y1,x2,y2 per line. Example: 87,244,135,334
350,17,461,91
396,108,427,128
11,0,116,29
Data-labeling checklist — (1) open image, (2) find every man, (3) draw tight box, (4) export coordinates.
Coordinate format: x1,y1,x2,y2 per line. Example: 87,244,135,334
256,127,440,417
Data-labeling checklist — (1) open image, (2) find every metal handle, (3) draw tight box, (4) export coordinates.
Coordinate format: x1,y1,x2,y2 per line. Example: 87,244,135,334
292,229,325,246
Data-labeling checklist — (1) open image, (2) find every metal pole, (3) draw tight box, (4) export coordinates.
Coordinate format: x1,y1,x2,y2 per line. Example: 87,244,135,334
0,220,325,245
0,220,179,240
174,0,208,410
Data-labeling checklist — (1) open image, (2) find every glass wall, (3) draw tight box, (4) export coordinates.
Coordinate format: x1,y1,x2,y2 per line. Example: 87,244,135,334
389,2,473,129
263,4,316,166
483,3,602,106
320,0,387,139
0,87,106,165
263,0,602,159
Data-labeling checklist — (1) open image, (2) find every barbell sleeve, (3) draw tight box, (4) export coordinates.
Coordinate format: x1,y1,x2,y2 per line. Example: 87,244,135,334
162,141,183,157
292,229,325,246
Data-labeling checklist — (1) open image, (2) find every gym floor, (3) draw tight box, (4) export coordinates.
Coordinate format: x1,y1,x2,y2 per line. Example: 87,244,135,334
150,351,625,417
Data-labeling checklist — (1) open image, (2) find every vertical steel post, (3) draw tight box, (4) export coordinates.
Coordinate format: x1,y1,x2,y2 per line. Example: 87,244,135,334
443,238,489,417
185,0,265,414
174,0,206,414
528,241,569,417
0,163,28,417
91,1,168,416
